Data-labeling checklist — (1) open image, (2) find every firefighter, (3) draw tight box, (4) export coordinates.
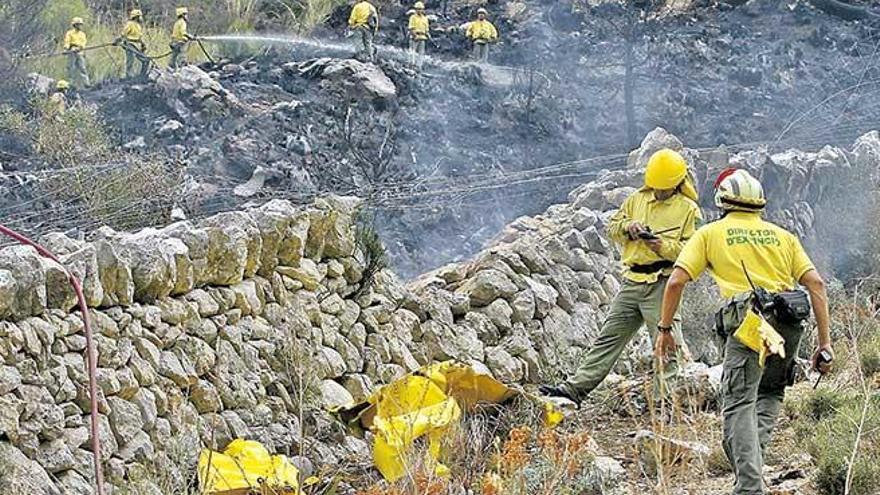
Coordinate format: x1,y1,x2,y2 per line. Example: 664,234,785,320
465,8,498,63
63,17,90,88
170,7,197,69
656,168,833,495
114,9,151,79
540,149,701,403
408,2,430,70
348,0,379,62
47,80,70,116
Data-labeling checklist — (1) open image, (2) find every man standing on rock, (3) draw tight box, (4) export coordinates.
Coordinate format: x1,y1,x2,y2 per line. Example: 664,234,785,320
114,9,151,79
408,2,430,70
63,17,90,89
466,8,498,63
170,7,197,69
540,148,701,403
655,168,833,495
348,0,379,62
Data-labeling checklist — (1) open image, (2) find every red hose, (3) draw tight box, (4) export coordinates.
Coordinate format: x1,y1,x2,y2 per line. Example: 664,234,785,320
0,225,105,495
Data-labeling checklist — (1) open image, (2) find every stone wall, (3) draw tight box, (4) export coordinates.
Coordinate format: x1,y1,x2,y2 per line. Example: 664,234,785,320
0,129,876,493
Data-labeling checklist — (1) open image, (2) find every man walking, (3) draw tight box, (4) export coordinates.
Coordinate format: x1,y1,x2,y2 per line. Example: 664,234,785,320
63,17,90,88
115,9,150,79
348,0,379,62
656,168,833,495
408,2,430,70
540,148,701,403
466,8,498,63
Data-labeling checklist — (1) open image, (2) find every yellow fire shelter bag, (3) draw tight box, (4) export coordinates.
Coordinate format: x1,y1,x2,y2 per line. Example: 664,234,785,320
198,439,301,494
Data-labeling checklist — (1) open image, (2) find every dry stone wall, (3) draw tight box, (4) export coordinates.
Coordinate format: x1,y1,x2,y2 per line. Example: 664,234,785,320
0,128,876,494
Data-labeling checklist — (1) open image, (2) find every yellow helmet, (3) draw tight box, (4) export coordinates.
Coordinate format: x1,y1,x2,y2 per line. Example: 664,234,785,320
414,2,425,9
176,7,188,17
56,80,70,90
71,17,84,26
714,169,766,211
130,9,143,19
645,149,688,189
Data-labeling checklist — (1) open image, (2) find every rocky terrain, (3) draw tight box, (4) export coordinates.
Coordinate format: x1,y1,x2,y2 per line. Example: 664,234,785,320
0,125,875,493
4,0,880,278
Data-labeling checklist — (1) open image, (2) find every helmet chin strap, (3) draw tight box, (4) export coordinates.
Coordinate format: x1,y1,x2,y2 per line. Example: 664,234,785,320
719,197,766,211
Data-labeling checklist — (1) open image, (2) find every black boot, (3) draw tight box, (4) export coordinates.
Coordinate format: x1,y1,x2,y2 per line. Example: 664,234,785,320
538,384,577,403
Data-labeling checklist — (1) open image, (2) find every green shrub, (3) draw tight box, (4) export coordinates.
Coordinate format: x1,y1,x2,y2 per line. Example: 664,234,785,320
33,100,111,166
808,395,880,495
858,330,880,377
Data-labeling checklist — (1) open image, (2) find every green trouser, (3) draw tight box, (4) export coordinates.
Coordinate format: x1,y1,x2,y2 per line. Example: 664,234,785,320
67,51,90,88
353,26,375,61
409,39,426,69
170,41,186,69
473,41,489,63
123,42,150,78
718,299,804,495
563,276,687,400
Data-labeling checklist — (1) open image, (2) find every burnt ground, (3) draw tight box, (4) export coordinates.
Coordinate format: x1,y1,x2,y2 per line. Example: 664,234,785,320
3,0,880,276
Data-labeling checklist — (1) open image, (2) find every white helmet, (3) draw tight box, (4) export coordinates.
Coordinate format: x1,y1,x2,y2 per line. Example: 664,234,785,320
714,168,766,211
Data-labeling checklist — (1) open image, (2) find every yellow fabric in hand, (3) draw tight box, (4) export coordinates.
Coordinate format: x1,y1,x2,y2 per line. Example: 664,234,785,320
733,310,786,367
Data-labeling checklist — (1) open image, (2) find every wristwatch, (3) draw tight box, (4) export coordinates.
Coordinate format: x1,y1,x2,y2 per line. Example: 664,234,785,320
657,325,673,333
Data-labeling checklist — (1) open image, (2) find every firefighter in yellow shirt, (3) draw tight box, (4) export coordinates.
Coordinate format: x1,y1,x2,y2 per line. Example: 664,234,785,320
540,149,701,403
47,80,70,116
465,8,498,63
348,0,379,62
170,7,197,69
408,2,430,70
657,169,832,495
63,17,90,88
114,9,150,79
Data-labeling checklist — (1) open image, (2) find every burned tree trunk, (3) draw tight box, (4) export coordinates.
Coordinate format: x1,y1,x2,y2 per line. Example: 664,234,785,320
807,0,879,21
624,28,637,149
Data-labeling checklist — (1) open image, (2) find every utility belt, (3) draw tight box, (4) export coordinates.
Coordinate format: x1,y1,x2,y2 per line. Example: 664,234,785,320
628,260,674,274
473,38,490,44
714,289,811,338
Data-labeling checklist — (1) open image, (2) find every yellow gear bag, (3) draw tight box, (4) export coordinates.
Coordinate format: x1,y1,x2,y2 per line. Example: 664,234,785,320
198,439,301,494
733,309,786,367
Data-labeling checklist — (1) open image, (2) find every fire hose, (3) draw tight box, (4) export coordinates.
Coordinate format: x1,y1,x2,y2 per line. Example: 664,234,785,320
0,225,105,495
17,43,115,60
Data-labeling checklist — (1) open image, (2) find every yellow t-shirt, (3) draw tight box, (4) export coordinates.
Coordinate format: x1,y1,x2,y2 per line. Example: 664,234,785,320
349,1,378,28
122,20,143,42
172,18,189,42
408,14,429,39
466,20,498,42
675,211,815,298
606,188,702,283
64,29,87,50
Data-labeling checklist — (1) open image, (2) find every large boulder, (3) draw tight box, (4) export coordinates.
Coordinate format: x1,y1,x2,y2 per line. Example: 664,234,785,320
296,58,397,102
0,246,52,319
0,442,60,494
153,65,242,120
627,127,684,169
455,269,519,307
